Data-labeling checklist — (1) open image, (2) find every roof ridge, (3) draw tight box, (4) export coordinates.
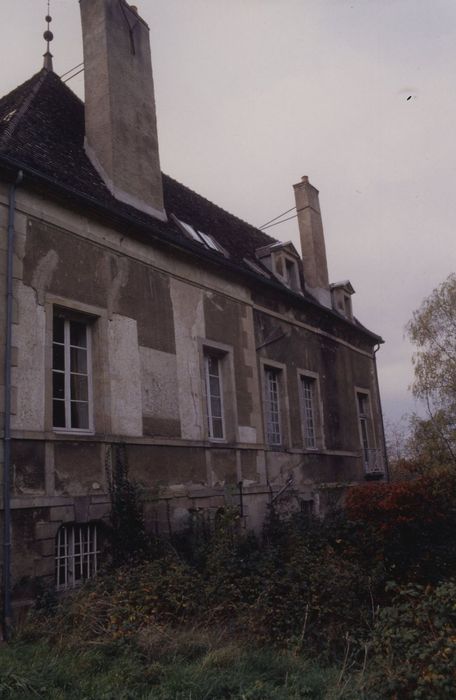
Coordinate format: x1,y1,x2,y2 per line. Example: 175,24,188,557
0,69,50,149
163,172,276,246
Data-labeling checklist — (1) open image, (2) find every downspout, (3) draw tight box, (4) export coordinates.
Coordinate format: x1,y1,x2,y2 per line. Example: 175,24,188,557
3,170,23,640
373,343,390,482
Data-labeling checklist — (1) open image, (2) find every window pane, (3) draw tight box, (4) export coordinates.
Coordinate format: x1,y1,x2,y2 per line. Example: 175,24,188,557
210,397,222,419
53,343,65,371
70,320,87,348
71,402,89,429
205,353,224,439
358,393,369,416
53,313,92,432
53,399,66,428
265,369,281,445
212,418,224,439
208,356,221,375
71,374,88,401
53,316,64,343
301,377,316,448
70,347,87,374
52,371,65,399
360,418,369,452
209,375,221,397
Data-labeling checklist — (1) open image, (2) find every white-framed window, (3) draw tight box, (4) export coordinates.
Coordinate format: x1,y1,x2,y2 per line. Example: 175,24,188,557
55,523,100,590
300,376,317,449
204,353,225,440
52,310,93,432
264,367,282,446
357,391,371,462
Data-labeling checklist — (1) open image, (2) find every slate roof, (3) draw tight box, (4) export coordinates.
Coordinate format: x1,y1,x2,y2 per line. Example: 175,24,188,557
0,69,276,261
0,68,382,342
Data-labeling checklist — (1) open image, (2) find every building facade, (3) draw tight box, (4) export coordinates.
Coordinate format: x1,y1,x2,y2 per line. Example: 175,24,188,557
0,0,386,608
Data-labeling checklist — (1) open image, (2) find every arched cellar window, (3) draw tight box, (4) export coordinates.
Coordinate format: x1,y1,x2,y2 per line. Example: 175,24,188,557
55,522,100,590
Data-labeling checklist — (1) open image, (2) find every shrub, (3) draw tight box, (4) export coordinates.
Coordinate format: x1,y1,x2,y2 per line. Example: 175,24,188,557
364,579,456,699
346,470,456,582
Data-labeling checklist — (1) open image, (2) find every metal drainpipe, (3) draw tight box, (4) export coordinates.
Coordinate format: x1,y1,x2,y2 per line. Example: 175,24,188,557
373,343,390,483
3,170,23,640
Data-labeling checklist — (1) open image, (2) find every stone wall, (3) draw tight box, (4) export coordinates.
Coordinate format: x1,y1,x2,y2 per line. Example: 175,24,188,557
0,186,385,597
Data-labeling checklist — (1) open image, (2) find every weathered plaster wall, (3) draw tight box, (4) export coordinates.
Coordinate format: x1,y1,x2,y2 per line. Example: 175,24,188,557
108,314,142,437
140,346,180,437
54,441,105,496
11,282,46,432
11,441,45,496
0,187,386,599
170,278,205,441
127,444,207,489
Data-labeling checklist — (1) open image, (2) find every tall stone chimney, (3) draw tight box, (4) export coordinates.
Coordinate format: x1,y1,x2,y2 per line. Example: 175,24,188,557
293,176,331,308
79,0,166,221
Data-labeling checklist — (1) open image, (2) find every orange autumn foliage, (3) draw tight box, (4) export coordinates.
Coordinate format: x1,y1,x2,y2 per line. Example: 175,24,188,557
345,471,456,532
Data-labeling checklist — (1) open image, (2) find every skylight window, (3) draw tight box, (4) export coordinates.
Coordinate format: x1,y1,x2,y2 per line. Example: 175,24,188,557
198,230,219,251
2,109,17,124
179,219,202,243
172,216,228,257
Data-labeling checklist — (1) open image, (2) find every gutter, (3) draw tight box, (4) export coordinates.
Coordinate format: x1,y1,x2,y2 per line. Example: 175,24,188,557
373,343,390,482
2,170,23,640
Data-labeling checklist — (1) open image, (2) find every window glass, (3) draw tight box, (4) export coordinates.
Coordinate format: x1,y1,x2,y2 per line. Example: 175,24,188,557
357,391,371,465
265,368,281,445
301,376,316,448
70,320,87,348
53,400,66,428
205,354,224,439
52,312,91,431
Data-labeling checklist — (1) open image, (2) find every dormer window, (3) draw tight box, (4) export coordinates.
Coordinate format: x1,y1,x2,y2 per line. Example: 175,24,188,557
330,281,355,320
255,241,302,293
284,257,300,292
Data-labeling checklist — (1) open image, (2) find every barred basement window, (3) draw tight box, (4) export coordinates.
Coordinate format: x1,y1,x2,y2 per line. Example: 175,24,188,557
55,523,100,590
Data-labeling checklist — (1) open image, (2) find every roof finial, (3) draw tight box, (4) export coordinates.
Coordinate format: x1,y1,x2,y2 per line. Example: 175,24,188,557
43,1,54,72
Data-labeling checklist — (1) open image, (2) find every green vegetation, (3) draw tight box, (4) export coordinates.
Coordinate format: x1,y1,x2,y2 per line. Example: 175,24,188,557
405,272,456,468
0,639,341,699
2,468,456,699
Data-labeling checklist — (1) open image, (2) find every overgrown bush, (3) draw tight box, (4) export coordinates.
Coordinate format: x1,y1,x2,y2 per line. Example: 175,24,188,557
346,469,456,582
15,472,456,695
364,579,456,699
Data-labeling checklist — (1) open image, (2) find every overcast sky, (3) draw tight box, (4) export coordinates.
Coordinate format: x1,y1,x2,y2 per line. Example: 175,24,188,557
2,0,456,426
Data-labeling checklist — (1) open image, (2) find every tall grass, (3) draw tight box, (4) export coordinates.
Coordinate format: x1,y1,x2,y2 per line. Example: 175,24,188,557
0,634,351,700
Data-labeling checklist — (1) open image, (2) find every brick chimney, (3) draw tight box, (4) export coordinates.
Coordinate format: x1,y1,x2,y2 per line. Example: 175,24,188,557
79,0,166,221
293,176,331,308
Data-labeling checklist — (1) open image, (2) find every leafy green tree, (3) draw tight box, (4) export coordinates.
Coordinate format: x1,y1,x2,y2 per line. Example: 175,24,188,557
406,273,456,465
